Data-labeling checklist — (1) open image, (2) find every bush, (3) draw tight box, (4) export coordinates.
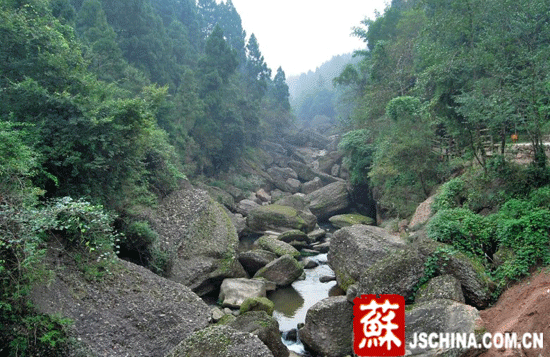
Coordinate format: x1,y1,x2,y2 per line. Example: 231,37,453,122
426,208,494,257
493,198,550,288
432,177,465,212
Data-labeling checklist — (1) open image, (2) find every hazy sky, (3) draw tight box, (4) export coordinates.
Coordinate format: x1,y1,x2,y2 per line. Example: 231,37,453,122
229,0,389,77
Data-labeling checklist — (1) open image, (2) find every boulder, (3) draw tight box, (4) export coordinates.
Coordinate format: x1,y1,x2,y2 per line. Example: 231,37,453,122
237,199,261,216
405,299,484,356
211,307,225,322
228,212,247,236
301,177,324,194
299,296,353,357
32,256,210,357
238,250,278,275
415,275,465,304
328,213,375,228
253,254,304,286
167,325,274,357
307,228,326,242
306,181,351,221
274,194,309,211
302,258,319,269
415,238,494,308
353,238,494,308
239,297,275,316
254,235,300,258
229,311,289,357
328,225,406,291
196,183,236,211
256,188,271,203
354,245,427,302
151,188,245,296
219,278,268,308
286,178,301,193
267,167,298,192
278,230,310,244
286,129,331,149
312,241,330,253
247,204,316,233
288,160,318,182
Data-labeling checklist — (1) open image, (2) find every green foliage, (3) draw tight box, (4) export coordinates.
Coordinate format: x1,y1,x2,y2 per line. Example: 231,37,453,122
385,96,421,122
338,129,374,186
492,194,550,289
432,177,465,212
411,246,456,302
427,208,493,257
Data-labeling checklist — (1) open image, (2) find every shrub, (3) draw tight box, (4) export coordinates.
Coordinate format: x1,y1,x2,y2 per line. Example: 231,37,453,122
432,177,465,212
426,208,493,257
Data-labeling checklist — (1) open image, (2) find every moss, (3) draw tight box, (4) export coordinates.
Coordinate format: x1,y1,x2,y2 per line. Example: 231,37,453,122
329,214,375,228
335,269,356,292
239,297,274,316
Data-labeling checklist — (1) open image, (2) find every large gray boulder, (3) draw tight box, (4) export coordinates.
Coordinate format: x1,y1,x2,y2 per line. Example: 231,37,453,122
299,296,353,357
415,275,465,304
288,160,318,182
267,167,298,192
328,225,406,291
238,250,278,275
167,325,274,357
301,177,324,194
219,278,268,308
32,256,210,357
405,299,485,356
150,188,246,296
247,204,316,233
354,245,427,302
354,238,493,308
237,199,261,216
229,311,289,357
306,180,351,221
253,254,304,286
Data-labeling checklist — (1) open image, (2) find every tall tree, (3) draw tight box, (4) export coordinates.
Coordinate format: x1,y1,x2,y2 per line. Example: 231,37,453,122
245,33,271,101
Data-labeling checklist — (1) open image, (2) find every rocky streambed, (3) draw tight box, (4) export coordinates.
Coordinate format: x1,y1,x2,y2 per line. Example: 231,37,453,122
28,129,508,357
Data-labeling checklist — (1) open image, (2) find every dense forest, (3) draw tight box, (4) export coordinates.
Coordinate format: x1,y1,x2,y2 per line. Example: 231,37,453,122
2,0,550,355
336,0,550,311
0,0,293,354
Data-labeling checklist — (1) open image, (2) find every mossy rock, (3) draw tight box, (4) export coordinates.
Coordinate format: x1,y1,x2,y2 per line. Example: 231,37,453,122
247,204,316,233
278,230,310,244
240,297,275,316
328,213,375,228
255,235,300,258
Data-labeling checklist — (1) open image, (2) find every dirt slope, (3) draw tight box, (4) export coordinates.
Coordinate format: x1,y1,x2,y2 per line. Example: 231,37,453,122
479,268,550,357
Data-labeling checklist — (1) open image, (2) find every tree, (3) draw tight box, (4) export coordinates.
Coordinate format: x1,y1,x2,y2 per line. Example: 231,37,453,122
245,33,271,101
271,67,291,111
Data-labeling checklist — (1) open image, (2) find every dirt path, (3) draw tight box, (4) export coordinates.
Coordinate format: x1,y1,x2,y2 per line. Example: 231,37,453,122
478,268,550,357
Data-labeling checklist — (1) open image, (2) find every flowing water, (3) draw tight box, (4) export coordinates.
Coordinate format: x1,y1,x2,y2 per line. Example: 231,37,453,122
268,253,338,355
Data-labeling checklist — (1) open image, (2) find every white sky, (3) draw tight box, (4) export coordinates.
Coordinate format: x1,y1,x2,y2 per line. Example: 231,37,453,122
229,0,389,77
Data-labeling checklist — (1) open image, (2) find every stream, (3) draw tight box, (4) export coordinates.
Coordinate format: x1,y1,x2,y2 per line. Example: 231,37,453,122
268,253,339,355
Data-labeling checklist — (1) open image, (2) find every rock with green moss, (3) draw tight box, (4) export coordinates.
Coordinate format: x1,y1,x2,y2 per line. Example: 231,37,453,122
328,213,375,228
278,230,310,244
306,180,351,221
31,256,210,357
247,204,316,233
253,254,304,286
415,237,494,308
238,250,278,275
353,245,426,301
299,296,353,357
229,311,289,357
328,225,406,291
415,275,465,304
239,297,275,316
167,325,274,357
254,235,300,258
405,299,485,356
150,188,245,296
